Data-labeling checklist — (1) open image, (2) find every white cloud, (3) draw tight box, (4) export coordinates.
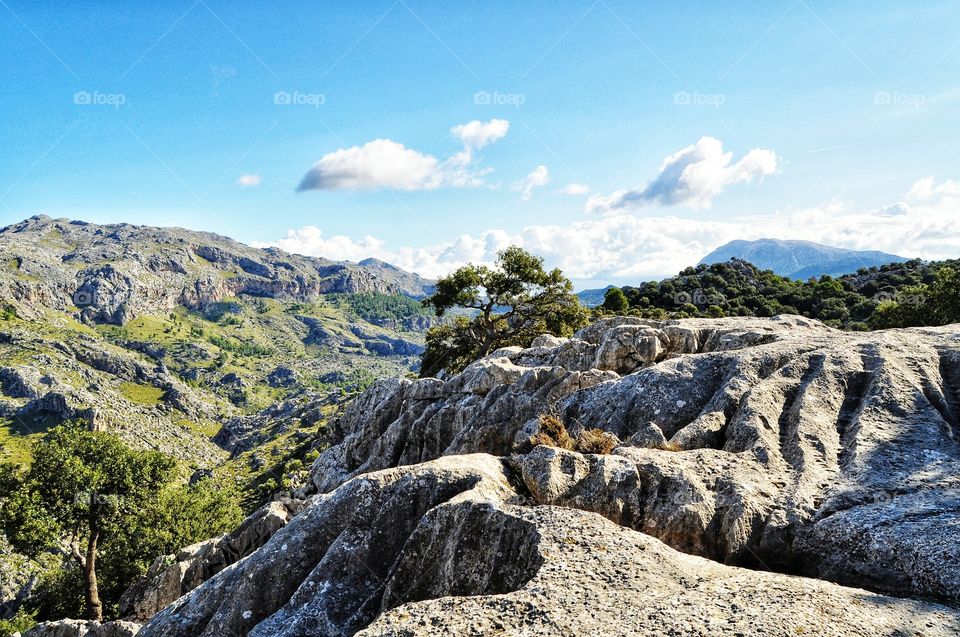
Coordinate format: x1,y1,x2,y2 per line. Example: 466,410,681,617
907,176,960,206
297,139,442,191
512,165,550,201
297,119,509,192
451,119,509,149
251,226,386,263
236,174,261,188
559,183,590,195
870,202,911,217
587,136,780,213
261,176,960,285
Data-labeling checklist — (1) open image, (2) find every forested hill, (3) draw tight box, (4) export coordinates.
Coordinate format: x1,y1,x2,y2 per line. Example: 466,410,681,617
614,257,960,329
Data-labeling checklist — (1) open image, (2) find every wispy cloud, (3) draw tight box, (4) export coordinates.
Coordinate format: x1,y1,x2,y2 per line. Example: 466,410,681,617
513,165,550,201
236,174,262,188
559,183,590,195
587,136,779,213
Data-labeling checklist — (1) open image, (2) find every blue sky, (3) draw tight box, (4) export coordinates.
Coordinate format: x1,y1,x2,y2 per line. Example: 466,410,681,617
1,1,958,287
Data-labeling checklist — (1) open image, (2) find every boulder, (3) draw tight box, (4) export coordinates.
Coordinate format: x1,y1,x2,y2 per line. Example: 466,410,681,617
137,454,960,637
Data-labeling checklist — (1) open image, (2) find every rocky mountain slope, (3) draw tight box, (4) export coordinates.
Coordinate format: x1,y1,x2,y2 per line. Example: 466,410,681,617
112,315,960,637
0,216,436,489
700,238,908,279
0,215,431,325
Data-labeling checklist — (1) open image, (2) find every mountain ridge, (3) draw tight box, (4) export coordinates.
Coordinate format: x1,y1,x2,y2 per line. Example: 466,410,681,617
0,215,433,326
699,238,909,279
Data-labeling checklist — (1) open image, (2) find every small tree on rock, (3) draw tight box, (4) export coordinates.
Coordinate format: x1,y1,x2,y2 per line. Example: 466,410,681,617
420,247,588,376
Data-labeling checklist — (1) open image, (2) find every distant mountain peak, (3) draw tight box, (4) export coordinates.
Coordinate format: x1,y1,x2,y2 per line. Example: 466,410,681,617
700,238,909,279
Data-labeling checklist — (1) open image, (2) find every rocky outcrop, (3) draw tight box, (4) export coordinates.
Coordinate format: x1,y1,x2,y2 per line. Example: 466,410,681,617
21,620,140,637
0,535,40,621
70,316,960,635
306,316,960,605
120,498,305,622
137,454,960,637
213,393,335,456
309,316,830,492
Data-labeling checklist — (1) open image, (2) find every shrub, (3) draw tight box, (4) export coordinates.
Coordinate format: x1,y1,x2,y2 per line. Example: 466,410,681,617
0,609,36,636
601,287,629,313
420,247,588,376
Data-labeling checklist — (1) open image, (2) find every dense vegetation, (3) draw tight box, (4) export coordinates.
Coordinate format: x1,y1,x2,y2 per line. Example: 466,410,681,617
332,292,434,326
0,424,241,629
600,257,960,330
420,247,589,376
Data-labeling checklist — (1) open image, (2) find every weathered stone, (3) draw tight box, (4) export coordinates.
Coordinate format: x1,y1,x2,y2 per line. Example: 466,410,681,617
137,454,960,637
307,317,960,605
22,620,140,637
119,499,305,622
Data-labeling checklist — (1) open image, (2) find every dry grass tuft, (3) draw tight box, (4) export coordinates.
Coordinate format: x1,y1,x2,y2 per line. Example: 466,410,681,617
528,414,618,455
575,428,618,455
530,413,576,451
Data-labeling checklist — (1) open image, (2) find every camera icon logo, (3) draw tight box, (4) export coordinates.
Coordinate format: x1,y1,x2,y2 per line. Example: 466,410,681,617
273,91,292,105
73,290,95,307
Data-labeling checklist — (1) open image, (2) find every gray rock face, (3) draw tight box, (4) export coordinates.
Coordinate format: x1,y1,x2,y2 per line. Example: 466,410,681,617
21,620,140,637
310,315,829,492
0,534,39,621
308,316,960,605
136,454,960,637
137,455,523,637
121,316,960,635
0,215,432,325
119,498,305,622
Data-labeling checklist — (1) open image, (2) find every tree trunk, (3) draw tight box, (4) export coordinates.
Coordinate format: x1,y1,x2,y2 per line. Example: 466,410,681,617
84,525,102,621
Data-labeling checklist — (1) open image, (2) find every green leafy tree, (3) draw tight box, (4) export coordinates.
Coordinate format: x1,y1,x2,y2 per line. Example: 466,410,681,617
98,479,242,612
601,287,630,314
1,425,175,621
420,247,589,376
869,268,960,329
